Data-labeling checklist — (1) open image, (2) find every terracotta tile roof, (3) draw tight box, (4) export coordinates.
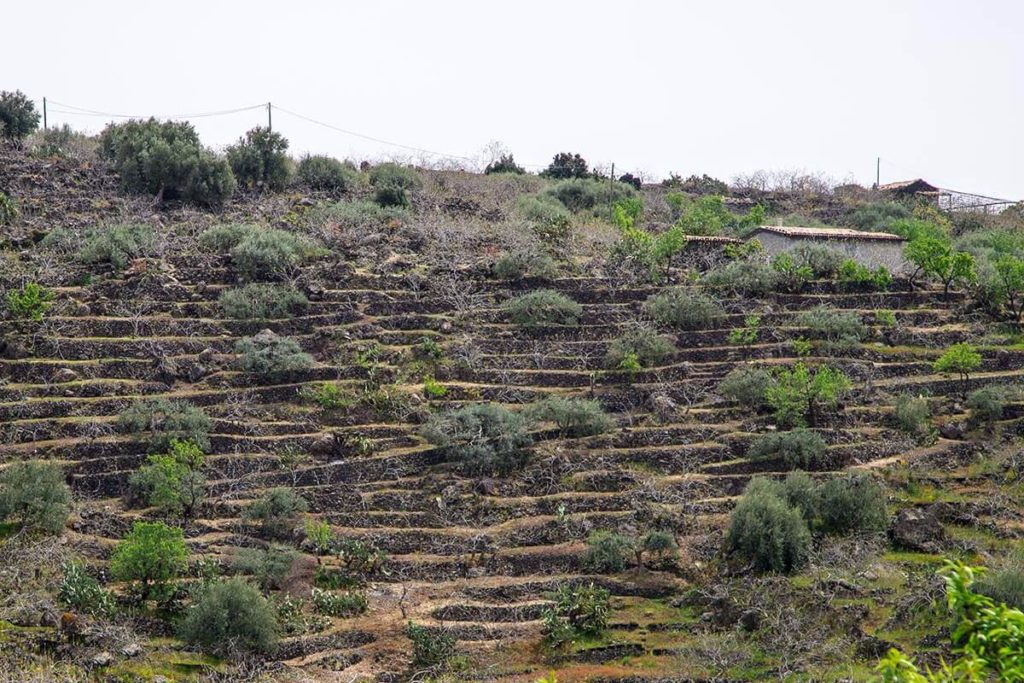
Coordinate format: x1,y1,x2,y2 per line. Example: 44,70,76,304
683,235,742,244
755,225,905,241
879,178,940,194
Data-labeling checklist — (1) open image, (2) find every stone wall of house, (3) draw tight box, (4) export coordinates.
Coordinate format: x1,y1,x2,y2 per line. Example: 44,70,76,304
754,232,910,274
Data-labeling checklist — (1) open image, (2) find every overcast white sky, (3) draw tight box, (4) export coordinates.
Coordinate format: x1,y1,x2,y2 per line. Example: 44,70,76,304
4,0,1022,198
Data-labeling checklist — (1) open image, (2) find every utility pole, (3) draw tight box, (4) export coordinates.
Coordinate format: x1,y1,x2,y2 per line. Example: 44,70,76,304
267,102,272,132
875,157,880,189
42,97,47,131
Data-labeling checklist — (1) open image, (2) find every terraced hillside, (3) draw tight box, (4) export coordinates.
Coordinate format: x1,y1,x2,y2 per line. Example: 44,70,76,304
2,145,1024,683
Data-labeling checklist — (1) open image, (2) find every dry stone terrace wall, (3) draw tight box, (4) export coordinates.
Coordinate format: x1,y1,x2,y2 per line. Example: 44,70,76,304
2,246,1022,679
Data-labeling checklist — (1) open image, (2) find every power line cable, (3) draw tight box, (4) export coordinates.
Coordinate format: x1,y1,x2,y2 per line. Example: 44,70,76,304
270,104,479,163
47,100,265,120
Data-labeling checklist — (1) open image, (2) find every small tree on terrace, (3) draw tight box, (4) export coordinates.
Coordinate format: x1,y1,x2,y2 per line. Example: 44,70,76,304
992,255,1024,323
933,343,982,398
541,152,589,180
0,460,72,535
766,363,851,428
129,439,206,519
0,90,40,143
227,127,292,191
110,521,188,601
904,235,976,294
484,154,525,175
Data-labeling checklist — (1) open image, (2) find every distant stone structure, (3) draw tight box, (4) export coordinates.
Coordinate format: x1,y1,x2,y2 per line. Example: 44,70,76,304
879,178,941,202
751,225,909,274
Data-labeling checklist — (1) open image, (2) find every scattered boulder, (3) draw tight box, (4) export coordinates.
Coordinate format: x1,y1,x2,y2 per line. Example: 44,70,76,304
90,651,114,667
890,506,946,553
121,643,143,658
648,392,678,422
738,609,760,632
939,420,967,440
54,368,81,383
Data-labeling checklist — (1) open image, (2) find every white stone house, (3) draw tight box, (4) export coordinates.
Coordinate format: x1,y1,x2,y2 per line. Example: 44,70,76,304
751,225,909,274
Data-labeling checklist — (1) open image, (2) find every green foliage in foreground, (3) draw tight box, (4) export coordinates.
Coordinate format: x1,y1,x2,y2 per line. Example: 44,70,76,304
877,562,1024,682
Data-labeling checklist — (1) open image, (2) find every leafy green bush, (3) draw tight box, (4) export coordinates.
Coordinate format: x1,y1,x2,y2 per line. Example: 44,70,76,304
6,282,54,321
877,562,1024,681
838,259,892,290
230,230,316,281
766,363,851,428
673,195,733,236
316,199,409,230
235,331,314,378
227,127,292,191
718,365,773,408
639,530,679,567
297,154,357,192
728,313,762,347
311,588,368,616
604,326,675,371
99,118,235,206
584,531,631,573
110,521,188,600
199,223,258,251
200,223,317,280
725,481,811,573
485,154,525,175
966,386,1011,424
494,248,558,281
219,283,308,319
792,244,846,278
643,288,724,330
407,622,457,669
541,177,635,214
542,583,610,646
242,487,309,539
817,474,888,534
540,152,589,179
0,191,17,226
0,460,72,535
905,235,976,293
516,195,572,243
746,429,828,469
232,545,298,592
894,394,932,437
771,252,814,291
747,471,820,522
794,306,867,344
369,163,421,207
702,259,781,296
0,90,39,142
58,561,115,617
421,403,532,474
179,578,278,654
31,123,96,161
78,223,157,270
849,202,910,232
118,399,211,452
129,439,206,518
527,396,613,437
876,309,897,327
506,289,582,328
933,343,982,397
